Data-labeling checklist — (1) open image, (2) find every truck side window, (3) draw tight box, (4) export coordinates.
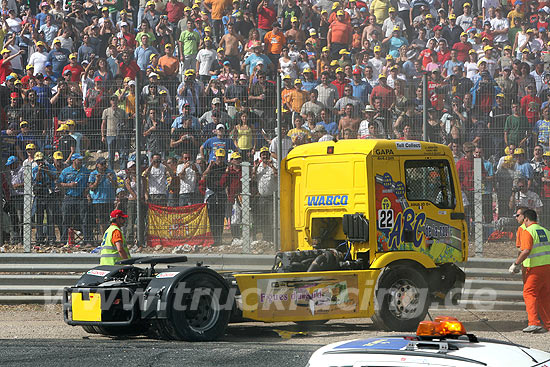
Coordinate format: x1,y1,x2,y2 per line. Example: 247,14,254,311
404,160,456,209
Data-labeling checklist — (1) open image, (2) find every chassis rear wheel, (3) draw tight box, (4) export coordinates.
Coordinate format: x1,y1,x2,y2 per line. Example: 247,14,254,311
372,265,430,331
154,273,231,341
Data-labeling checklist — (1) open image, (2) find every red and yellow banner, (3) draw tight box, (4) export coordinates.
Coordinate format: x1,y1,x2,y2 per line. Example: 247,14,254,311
147,203,213,247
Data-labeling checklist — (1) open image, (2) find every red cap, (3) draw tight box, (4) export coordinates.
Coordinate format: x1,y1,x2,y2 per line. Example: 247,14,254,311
352,68,362,75
10,92,19,98
110,209,128,219
433,25,443,31
94,76,103,82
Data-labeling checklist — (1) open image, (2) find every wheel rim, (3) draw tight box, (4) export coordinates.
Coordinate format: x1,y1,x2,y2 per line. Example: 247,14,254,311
387,279,421,319
184,287,220,333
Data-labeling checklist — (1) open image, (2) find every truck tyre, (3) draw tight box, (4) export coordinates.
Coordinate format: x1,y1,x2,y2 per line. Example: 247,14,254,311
93,323,150,337
294,320,329,328
373,266,430,332
158,273,230,342
81,325,99,334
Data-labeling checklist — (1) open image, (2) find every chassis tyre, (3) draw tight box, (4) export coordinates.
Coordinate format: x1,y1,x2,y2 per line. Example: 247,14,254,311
155,273,231,341
373,265,430,332
294,320,329,327
81,325,99,334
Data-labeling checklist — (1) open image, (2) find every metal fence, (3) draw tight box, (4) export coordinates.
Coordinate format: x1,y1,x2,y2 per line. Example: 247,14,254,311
1,72,548,255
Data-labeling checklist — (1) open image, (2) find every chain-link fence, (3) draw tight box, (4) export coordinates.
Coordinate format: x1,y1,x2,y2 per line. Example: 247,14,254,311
0,68,547,256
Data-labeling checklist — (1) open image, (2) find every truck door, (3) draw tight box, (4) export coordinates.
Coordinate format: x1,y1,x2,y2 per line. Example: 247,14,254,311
373,157,465,264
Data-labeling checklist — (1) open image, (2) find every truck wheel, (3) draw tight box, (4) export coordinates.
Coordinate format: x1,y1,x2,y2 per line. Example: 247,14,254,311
162,273,230,341
94,323,150,337
294,320,329,327
373,266,430,332
81,325,99,334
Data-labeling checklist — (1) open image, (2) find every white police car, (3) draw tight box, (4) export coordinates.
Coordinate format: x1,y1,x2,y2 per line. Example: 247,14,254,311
306,317,550,367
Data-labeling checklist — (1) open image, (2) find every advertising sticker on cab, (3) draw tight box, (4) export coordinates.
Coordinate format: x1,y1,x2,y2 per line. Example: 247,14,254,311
395,141,421,150
87,269,110,277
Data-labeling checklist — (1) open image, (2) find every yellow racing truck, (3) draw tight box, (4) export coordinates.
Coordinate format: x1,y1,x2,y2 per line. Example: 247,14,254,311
64,140,467,340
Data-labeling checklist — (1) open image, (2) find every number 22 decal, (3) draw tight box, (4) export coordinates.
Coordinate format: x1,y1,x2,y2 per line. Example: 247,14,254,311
378,209,394,229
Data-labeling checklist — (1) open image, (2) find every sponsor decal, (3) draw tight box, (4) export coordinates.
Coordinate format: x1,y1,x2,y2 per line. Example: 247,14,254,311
395,141,421,150
156,271,181,279
86,269,110,277
307,195,348,206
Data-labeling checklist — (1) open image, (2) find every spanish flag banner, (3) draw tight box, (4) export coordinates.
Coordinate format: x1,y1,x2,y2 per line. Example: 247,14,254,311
147,203,214,247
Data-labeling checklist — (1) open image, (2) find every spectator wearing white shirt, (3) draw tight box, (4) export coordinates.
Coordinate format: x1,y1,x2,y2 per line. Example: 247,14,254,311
143,153,174,206
176,153,199,206
490,8,509,45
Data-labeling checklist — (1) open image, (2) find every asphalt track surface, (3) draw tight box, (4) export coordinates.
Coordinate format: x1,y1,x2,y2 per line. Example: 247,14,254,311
1,339,316,367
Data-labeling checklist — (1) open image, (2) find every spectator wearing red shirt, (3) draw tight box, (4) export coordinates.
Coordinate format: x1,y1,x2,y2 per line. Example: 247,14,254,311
165,0,185,24
452,32,472,62
0,48,22,83
118,51,140,80
331,67,350,98
521,84,542,124
437,39,451,65
21,65,34,89
257,0,276,39
62,53,85,82
370,74,395,110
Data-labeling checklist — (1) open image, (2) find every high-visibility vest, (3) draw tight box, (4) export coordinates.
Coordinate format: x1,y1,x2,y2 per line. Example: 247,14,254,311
99,224,130,265
523,223,550,268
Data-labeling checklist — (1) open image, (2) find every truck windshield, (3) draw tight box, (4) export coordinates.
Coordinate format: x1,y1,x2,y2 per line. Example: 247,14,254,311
404,160,456,209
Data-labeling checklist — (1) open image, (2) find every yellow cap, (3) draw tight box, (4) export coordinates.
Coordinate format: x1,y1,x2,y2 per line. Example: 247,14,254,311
20,121,29,127
184,6,191,11
522,48,530,53
330,60,338,66
504,45,512,50
449,14,457,19
469,49,476,54
386,54,393,59
65,119,75,126
217,47,224,52
463,2,471,6
204,26,211,32
231,152,241,159
496,93,505,98
335,67,344,73
25,143,35,150
215,148,226,157
101,6,108,11
483,45,493,51
34,152,44,160
527,28,534,33
543,151,550,157
282,74,291,80
57,124,69,131
374,45,381,52
204,36,211,42
69,53,77,59
192,4,199,8
388,7,395,12
53,39,61,44
53,151,63,160
339,49,350,55
332,1,340,9
36,41,45,47
460,31,467,36
0,48,10,54
379,73,387,79
146,0,155,6
291,16,298,22
514,148,525,154
336,10,344,16
26,64,34,70
477,59,487,66
425,13,433,18
322,46,329,52
303,68,312,73
149,53,158,60
165,43,172,48
184,69,195,76
393,25,400,31
259,146,269,153
294,79,302,85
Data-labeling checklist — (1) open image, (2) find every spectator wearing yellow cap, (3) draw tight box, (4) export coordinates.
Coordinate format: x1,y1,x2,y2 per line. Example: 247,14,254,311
16,125,39,163
456,2,474,31
327,9,352,58
283,79,309,119
47,38,70,78
381,7,406,38
158,43,179,79
0,47,22,83
285,16,306,50
202,146,228,245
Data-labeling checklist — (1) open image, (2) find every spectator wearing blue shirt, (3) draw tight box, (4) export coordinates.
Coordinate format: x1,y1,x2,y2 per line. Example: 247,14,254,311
350,69,372,105
243,43,273,75
200,123,237,162
88,157,117,238
171,103,201,131
35,3,50,28
443,50,464,77
134,34,158,71
301,68,319,92
57,154,92,245
534,107,550,152
317,108,339,136
514,148,534,187
32,152,56,244
47,39,70,78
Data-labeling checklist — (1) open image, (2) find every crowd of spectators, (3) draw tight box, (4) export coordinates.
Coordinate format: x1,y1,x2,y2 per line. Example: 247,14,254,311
2,0,550,246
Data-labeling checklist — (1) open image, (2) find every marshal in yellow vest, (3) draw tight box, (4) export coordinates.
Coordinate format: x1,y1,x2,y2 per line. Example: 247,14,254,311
100,224,131,265
523,223,550,268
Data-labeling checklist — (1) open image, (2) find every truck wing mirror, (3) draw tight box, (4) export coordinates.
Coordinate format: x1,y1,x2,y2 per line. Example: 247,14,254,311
343,213,369,242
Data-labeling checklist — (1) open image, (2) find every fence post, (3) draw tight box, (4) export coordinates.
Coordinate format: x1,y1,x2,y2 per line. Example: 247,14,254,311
275,74,282,251
422,73,428,142
23,164,32,252
241,161,251,252
474,157,483,257
135,74,144,247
